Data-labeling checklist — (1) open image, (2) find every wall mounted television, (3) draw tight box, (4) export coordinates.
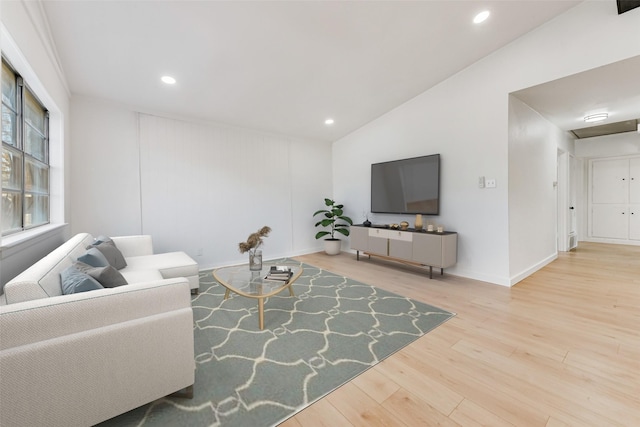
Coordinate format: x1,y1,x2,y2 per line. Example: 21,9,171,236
371,154,440,215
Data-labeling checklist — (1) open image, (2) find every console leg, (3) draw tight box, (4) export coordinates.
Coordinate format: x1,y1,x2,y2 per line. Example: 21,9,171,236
357,250,360,261
441,268,444,276
429,266,433,279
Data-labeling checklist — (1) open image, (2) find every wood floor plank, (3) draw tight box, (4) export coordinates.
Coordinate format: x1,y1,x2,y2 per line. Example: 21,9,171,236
449,399,516,427
285,242,640,426
374,354,464,415
289,397,353,427
325,382,405,427
350,365,402,404
381,388,463,427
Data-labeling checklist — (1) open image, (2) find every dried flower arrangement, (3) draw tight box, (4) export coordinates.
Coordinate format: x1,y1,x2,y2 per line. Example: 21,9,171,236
238,226,272,255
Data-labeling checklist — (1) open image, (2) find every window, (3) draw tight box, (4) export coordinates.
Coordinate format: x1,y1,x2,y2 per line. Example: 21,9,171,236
2,59,50,235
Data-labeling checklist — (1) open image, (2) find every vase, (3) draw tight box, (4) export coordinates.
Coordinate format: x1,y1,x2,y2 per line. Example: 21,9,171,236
415,214,423,230
249,249,263,271
324,239,341,255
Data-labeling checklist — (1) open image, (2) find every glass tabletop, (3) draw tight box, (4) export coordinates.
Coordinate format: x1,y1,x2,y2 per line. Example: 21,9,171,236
213,263,302,297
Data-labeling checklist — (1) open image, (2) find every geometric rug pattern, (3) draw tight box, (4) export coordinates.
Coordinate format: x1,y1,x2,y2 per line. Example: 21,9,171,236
97,259,454,426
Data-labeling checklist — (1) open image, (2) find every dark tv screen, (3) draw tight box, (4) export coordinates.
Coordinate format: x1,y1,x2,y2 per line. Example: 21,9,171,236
371,154,440,215
617,0,640,14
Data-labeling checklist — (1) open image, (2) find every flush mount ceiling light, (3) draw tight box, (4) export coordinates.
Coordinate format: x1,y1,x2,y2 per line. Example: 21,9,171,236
161,75,176,85
473,10,490,24
584,113,608,123
324,118,335,125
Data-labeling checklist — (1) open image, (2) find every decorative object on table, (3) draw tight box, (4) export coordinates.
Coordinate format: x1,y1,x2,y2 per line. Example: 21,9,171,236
414,214,423,230
389,223,399,229
249,250,262,271
362,210,372,227
264,265,293,282
238,226,271,270
437,225,444,233
427,223,434,232
313,198,353,255
400,221,409,230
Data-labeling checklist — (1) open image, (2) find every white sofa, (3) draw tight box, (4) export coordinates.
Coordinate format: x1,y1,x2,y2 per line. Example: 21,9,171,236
0,233,198,426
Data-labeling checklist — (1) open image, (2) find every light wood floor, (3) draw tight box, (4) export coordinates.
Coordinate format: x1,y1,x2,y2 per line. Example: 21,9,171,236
281,242,640,427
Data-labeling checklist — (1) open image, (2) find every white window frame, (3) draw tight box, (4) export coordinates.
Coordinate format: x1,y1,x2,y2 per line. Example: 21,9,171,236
1,24,65,249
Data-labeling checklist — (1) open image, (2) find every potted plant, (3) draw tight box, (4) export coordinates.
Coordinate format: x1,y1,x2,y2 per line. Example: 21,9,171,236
313,198,353,255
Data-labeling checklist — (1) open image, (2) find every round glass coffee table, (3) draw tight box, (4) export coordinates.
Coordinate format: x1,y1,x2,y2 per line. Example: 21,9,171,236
213,263,303,330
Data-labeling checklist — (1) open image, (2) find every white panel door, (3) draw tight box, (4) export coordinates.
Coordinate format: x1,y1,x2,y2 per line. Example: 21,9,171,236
630,158,640,204
630,205,640,241
591,205,628,239
592,159,628,204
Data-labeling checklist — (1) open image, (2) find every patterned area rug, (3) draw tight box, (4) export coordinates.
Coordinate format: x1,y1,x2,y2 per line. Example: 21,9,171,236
98,259,454,426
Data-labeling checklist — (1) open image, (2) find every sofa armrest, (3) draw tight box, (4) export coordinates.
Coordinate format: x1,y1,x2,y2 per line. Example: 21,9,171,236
0,278,195,426
0,278,191,349
111,235,154,257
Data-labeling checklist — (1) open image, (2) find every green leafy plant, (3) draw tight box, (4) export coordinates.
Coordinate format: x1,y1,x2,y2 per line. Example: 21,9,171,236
313,198,353,240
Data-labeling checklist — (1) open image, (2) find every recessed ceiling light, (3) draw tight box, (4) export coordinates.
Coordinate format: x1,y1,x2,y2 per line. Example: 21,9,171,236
161,75,176,85
325,118,335,125
473,11,490,24
584,113,608,123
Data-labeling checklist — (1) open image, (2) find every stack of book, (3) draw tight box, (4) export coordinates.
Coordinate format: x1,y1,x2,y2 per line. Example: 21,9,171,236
264,266,293,283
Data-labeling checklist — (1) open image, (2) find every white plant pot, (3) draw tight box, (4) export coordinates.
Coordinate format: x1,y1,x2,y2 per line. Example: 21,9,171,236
324,239,342,255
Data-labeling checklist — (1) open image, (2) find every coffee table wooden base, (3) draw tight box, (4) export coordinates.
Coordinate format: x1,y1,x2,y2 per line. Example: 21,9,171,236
214,265,302,330
222,283,295,330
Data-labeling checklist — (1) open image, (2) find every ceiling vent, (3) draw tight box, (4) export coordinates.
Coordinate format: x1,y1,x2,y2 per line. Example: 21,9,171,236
571,118,639,139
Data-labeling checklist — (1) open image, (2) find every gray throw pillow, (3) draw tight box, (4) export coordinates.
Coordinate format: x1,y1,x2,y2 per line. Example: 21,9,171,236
74,261,128,288
77,247,110,267
87,240,127,270
93,235,112,245
60,265,104,295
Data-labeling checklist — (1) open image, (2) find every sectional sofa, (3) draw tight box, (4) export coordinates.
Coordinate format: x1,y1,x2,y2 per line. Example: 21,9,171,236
0,233,199,426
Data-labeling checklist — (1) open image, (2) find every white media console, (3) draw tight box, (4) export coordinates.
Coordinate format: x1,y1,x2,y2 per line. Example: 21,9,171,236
350,225,457,278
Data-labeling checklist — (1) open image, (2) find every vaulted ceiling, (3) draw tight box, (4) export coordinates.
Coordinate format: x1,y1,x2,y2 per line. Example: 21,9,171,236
40,1,637,142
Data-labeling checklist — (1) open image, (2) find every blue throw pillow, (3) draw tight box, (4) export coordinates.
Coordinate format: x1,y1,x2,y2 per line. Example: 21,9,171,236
77,247,110,267
60,265,104,295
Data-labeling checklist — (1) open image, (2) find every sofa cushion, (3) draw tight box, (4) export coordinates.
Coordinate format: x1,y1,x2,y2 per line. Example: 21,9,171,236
88,240,127,270
74,261,128,288
123,252,198,280
60,266,104,295
119,269,164,284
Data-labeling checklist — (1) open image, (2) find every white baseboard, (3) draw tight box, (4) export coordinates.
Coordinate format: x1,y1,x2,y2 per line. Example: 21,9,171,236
583,237,640,247
509,252,558,286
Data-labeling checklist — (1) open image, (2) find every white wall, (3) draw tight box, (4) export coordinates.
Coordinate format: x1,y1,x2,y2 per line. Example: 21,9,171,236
332,1,640,286
1,1,71,287
575,131,640,158
70,96,141,236
508,96,574,283
70,99,332,270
